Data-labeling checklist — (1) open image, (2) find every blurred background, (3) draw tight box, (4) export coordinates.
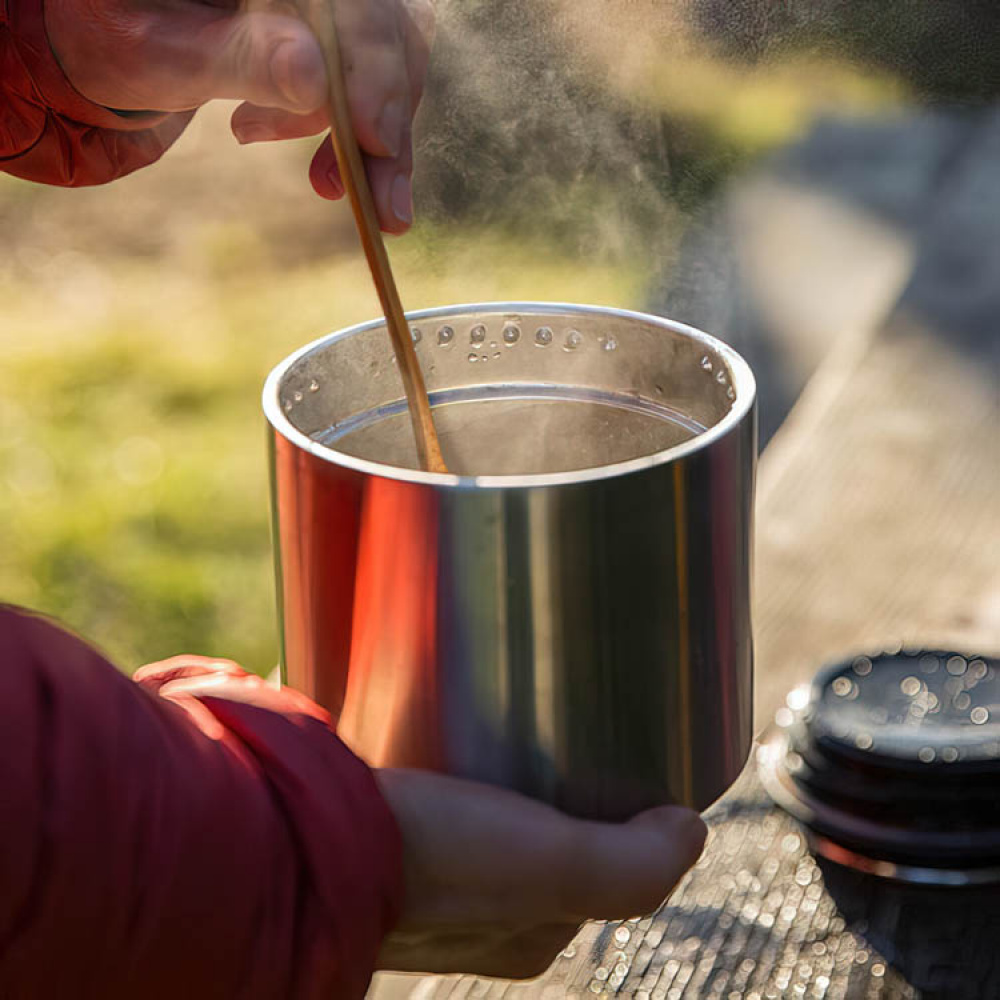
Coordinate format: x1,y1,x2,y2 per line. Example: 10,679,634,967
1,0,996,674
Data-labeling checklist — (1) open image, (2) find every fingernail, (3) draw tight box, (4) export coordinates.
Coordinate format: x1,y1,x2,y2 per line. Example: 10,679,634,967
391,174,413,225
271,40,324,111
378,98,406,158
233,122,269,145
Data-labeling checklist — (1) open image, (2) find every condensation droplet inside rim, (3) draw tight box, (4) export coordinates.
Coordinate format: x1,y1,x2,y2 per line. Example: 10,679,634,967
437,325,454,346
470,324,487,344
535,326,553,346
832,676,853,697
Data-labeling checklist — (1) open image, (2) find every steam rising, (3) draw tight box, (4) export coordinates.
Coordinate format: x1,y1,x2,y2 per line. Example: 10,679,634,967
413,0,691,275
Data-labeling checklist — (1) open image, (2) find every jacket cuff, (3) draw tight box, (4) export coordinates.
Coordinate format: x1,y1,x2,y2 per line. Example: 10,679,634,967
7,0,170,132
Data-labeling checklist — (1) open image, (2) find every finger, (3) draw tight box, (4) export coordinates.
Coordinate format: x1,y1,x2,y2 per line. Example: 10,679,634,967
333,0,412,158
378,921,577,979
399,0,435,112
365,124,414,234
378,770,706,926
309,135,346,201
152,669,332,722
308,134,413,231
134,656,244,691
558,806,708,921
53,5,328,114
231,103,329,144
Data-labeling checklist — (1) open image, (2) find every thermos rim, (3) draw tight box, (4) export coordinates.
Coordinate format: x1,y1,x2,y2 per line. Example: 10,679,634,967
262,301,756,489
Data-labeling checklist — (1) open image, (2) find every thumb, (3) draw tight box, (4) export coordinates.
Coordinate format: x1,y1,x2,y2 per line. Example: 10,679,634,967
52,4,328,114
560,807,707,921
190,10,328,112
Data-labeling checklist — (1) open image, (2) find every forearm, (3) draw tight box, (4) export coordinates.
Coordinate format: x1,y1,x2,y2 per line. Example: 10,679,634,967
0,606,403,999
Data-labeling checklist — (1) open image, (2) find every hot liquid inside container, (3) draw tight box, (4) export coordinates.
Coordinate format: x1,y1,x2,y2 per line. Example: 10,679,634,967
265,303,756,820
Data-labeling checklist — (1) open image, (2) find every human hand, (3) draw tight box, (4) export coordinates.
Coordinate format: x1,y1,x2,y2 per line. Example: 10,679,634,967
44,0,434,230
375,768,707,979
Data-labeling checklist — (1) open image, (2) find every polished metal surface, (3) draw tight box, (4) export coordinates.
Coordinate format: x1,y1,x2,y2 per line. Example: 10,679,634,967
264,303,756,819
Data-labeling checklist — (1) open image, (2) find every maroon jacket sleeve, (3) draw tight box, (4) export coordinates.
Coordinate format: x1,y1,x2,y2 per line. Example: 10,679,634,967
0,0,192,185
0,605,403,999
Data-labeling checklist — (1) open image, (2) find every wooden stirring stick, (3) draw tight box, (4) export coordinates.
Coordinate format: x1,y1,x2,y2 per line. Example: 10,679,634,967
298,0,448,473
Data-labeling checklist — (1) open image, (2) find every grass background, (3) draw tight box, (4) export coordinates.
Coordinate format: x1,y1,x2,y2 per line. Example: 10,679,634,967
0,16,903,674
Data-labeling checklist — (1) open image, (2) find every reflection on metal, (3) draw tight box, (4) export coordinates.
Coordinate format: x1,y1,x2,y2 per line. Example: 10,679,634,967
265,303,756,819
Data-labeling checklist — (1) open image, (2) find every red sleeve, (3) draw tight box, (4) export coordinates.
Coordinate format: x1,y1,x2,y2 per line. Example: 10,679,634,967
0,605,403,999
0,0,193,185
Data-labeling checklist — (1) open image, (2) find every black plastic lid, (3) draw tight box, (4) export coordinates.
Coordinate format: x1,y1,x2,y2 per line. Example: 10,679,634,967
759,649,1000,883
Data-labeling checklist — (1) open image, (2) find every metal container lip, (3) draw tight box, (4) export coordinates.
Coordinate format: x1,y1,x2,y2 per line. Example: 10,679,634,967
263,301,756,490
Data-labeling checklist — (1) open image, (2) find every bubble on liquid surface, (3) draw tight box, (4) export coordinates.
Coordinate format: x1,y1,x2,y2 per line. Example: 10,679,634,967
283,399,293,413
470,324,487,344
293,390,304,403
535,326,553,346
700,355,713,371
437,325,455,346
503,324,521,345
563,329,583,352
308,379,320,393
410,326,422,344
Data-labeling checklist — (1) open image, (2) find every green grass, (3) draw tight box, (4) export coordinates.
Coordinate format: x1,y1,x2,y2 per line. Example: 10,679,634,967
0,226,640,673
